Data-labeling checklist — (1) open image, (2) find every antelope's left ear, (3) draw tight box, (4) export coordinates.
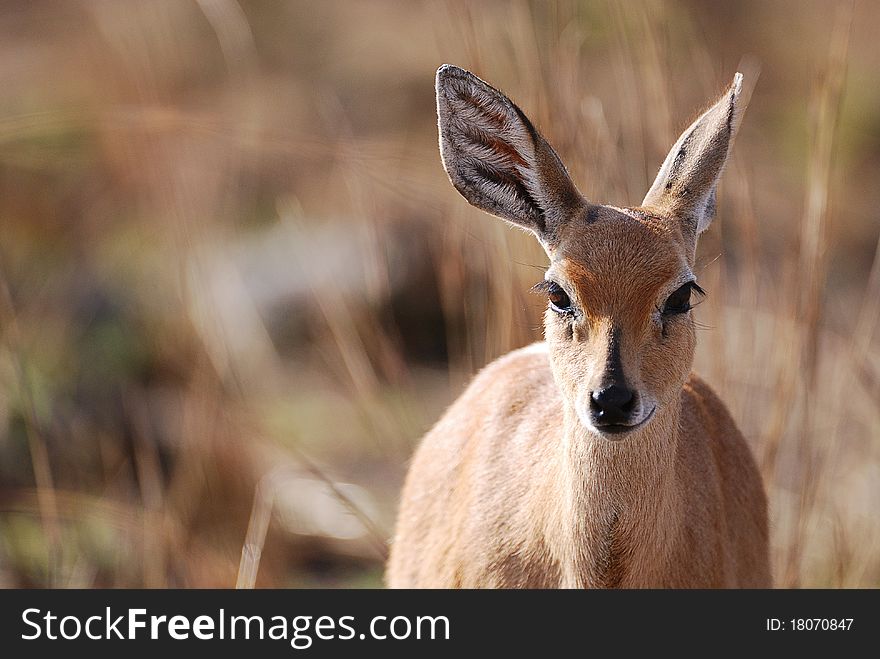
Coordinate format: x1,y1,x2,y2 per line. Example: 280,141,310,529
642,73,747,236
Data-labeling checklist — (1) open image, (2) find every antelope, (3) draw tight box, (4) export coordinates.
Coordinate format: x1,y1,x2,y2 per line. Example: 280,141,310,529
387,65,770,588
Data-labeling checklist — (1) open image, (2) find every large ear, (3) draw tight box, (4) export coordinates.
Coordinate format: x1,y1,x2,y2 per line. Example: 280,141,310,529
435,64,586,248
642,73,746,236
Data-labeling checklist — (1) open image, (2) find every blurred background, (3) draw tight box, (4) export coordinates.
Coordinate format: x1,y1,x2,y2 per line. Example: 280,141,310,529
0,0,877,588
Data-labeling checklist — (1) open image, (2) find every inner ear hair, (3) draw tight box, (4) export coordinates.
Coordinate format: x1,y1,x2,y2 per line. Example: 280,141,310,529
642,73,747,237
435,64,586,248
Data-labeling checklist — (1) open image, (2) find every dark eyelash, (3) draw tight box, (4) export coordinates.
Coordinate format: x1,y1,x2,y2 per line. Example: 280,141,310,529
533,280,707,310
655,282,708,316
530,280,552,295
689,283,708,309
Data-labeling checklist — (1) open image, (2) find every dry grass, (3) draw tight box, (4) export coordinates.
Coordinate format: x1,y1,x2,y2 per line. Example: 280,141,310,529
0,0,878,588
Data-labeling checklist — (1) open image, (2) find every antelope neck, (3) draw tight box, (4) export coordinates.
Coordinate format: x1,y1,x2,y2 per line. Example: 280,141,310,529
549,398,683,588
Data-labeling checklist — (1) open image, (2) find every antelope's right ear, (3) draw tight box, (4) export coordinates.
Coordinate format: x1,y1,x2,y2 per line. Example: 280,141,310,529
435,64,586,249
642,73,747,237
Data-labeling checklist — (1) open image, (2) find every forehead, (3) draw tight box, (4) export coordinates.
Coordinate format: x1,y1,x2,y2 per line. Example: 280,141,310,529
549,206,688,308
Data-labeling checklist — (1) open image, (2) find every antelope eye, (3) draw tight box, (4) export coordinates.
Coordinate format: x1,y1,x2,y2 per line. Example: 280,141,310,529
662,282,699,316
547,282,572,313
663,284,691,314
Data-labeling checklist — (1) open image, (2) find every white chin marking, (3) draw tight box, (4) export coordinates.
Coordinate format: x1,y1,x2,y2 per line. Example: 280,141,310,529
575,403,597,433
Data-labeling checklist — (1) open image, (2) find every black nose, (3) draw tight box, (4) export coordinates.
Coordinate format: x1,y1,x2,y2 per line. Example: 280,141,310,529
590,385,636,425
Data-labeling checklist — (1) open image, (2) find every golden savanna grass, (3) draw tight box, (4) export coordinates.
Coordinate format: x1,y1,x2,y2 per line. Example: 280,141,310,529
0,0,877,587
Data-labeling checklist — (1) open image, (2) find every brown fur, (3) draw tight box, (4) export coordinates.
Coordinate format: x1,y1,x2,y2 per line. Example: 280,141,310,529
386,66,770,588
